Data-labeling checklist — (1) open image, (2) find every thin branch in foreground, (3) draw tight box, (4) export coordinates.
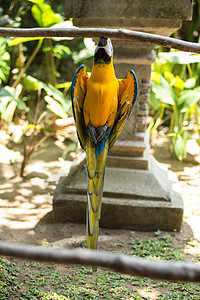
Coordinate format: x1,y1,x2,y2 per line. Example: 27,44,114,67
0,241,200,282
0,27,200,54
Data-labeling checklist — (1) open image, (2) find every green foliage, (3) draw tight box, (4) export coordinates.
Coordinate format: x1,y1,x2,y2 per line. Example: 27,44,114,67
0,38,11,85
0,0,73,126
0,85,26,124
72,38,95,64
29,0,63,27
149,50,200,161
22,75,71,118
0,0,81,176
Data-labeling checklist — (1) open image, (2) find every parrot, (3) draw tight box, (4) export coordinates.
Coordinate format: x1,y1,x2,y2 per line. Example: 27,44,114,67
71,37,138,271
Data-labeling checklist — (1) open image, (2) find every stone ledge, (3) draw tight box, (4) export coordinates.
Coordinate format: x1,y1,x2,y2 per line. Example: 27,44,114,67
65,0,192,20
106,155,149,170
53,191,183,231
109,140,148,157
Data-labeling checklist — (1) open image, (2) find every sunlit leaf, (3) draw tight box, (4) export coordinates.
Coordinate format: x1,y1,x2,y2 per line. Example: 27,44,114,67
15,84,23,98
172,132,187,161
151,72,160,84
152,57,172,74
8,37,43,46
23,75,43,92
149,89,160,111
31,4,43,27
29,0,63,27
0,85,25,124
0,38,10,84
184,77,196,89
42,8,62,27
0,86,17,105
151,75,177,105
2,100,17,125
173,76,184,91
164,71,174,83
56,82,71,90
43,84,71,113
177,87,200,112
28,0,45,5
158,51,200,65
53,44,71,59
44,95,68,118
16,98,26,110
0,86,26,110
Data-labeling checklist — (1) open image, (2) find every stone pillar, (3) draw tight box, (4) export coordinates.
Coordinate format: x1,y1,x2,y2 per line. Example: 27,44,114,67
53,0,193,231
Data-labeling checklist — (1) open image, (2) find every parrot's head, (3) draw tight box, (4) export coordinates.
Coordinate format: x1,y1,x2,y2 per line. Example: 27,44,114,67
94,37,113,64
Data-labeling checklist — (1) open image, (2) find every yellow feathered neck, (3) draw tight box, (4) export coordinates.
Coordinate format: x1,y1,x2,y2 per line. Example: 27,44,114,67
90,57,117,83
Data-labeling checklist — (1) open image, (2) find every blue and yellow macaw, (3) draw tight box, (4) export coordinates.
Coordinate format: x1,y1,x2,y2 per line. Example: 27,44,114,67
71,37,138,270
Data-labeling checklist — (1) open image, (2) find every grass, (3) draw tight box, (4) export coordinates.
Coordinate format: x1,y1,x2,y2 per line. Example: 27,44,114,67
0,233,200,299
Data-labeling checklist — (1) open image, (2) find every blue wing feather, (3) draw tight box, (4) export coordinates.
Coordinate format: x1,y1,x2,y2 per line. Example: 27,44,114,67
71,64,86,101
71,64,88,150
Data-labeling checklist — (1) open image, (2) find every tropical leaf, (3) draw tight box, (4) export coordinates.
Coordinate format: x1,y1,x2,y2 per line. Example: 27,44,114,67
23,75,43,92
41,9,62,27
56,82,71,90
3,101,17,125
29,0,63,28
44,95,68,119
172,76,184,91
172,132,188,161
183,77,197,89
177,87,200,113
0,38,10,84
0,85,26,124
0,86,26,109
158,51,200,65
31,4,43,26
8,37,43,46
149,89,160,111
152,75,177,105
43,84,71,113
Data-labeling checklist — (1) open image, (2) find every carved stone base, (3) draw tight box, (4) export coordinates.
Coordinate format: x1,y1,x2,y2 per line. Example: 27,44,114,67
53,155,183,231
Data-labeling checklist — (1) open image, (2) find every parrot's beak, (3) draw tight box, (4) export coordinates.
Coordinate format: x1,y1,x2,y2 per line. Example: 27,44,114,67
94,37,113,63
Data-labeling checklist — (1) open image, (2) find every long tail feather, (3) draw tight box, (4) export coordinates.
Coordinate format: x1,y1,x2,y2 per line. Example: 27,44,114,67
86,136,108,271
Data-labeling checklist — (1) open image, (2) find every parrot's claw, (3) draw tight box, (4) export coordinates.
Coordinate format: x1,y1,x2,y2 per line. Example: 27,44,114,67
87,122,97,145
96,122,108,142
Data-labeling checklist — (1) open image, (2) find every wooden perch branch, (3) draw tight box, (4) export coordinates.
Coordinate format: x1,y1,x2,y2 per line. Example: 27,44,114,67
0,241,200,282
0,27,200,54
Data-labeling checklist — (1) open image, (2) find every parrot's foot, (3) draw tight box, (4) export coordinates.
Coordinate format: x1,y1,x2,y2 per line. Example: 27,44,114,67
87,122,108,145
87,122,98,145
96,122,108,142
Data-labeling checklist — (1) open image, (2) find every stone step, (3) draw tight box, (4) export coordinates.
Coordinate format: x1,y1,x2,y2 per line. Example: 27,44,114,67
109,140,147,157
106,154,149,170
53,191,183,231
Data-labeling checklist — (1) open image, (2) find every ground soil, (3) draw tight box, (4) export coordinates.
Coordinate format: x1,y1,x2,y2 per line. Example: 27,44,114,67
0,134,200,298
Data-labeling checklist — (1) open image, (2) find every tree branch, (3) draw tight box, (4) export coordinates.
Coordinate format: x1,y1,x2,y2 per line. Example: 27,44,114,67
0,240,200,282
0,27,200,53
